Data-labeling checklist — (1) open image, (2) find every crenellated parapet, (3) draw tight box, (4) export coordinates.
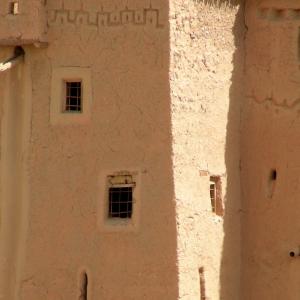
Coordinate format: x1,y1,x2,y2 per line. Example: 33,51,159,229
0,0,47,46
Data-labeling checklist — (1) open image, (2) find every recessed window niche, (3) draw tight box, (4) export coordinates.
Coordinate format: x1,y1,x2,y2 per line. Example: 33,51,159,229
209,176,223,217
9,2,19,15
50,67,92,125
64,81,82,113
98,170,140,232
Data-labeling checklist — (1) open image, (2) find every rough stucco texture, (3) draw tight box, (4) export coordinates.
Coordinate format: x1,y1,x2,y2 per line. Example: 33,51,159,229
0,0,246,299
0,0,46,45
170,1,243,299
1,1,178,299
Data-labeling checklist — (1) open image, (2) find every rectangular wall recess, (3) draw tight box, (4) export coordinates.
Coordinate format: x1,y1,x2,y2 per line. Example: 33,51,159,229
9,2,19,15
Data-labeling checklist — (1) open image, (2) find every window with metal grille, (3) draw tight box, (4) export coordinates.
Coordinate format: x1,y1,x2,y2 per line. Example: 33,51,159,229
109,187,133,218
210,176,223,216
210,180,217,213
65,81,82,112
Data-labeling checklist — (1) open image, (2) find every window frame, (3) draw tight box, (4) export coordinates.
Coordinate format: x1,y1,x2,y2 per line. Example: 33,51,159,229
50,67,92,125
209,176,224,217
63,80,83,113
97,170,140,232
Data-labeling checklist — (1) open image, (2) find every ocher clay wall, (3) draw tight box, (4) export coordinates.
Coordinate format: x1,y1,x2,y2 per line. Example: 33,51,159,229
0,47,32,300
0,0,46,45
242,1,300,299
1,1,178,299
0,1,246,299
170,1,244,299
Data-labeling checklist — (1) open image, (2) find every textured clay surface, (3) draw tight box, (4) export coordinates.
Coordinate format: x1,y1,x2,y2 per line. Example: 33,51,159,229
0,0,245,299
0,0,46,45
242,1,300,299
170,1,243,299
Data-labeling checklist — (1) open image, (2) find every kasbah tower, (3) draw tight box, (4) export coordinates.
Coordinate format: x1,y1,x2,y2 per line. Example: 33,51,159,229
0,0,299,299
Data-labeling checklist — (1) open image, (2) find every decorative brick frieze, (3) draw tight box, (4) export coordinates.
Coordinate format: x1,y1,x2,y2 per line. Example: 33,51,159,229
48,5,164,29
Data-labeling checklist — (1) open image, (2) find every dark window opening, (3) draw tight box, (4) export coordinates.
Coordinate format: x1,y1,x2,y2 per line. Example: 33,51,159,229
65,81,82,112
109,187,133,219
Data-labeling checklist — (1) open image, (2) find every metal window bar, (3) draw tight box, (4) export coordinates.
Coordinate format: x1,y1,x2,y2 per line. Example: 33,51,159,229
65,81,82,112
210,182,216,213
109,187,133,218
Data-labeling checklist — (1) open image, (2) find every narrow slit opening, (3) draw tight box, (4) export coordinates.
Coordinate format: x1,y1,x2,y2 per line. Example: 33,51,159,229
199,267,206,300
270,169,277,181
79,271,88,300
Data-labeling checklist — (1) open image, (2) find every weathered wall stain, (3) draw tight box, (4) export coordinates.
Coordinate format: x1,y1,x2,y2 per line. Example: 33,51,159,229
258,8,300,21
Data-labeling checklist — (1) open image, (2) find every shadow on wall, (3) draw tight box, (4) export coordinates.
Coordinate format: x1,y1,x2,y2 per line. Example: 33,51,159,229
220,1,245,299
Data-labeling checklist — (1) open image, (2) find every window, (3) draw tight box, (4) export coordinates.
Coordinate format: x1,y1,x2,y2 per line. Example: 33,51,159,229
50,67,92,125
210,180,217,213
107,174,135,219
209,176,223,216
98,170,140,232
109,187,133,218
64,81,82,112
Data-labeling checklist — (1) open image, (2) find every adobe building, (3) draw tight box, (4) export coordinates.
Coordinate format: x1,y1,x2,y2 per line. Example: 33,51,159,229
0,0,297,299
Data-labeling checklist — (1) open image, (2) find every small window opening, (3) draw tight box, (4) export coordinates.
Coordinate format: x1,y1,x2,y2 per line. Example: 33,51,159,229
9,2,19,15
270,169,277,181
210,181,216,213
64,81,82,112
109,187,133,218
79,271,88,300
209,176,223,216
107,174,135,219
199,267,207,300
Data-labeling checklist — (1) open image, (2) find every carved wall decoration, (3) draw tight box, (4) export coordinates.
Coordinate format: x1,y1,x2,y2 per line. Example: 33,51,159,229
47,5,164,29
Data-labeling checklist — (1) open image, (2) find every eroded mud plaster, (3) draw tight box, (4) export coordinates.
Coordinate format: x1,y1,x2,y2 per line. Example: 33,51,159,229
170,1,243,299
